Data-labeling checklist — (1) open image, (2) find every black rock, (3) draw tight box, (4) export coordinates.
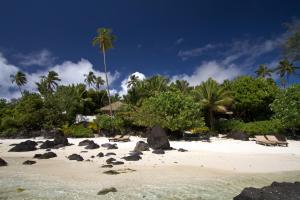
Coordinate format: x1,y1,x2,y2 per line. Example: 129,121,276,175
147,126,170,150
23,160,36,165
178,148,188,152
91,155,95,158
8,140,38,152
111,161,124,165
106,158,116,164
78,139,93,146
85,141,100,149
103,170,120,175
105,152,116,156
81,151,88,153
46,148,51,151
53,130,68,146
234,181,300,200
129,151,143,156
152,149,165,154
227,132,249,141
122,154,142,161
40,140,55,149
101,143,118,149
68,154,84,161
9,143,17,146
97,152,104,157
97,187,117,195
0,157,8,166
134,141,150,152
34,152,57,159
101,164,113,168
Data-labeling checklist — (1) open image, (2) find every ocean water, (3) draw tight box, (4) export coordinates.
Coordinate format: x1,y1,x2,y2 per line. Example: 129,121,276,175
1,171,300,200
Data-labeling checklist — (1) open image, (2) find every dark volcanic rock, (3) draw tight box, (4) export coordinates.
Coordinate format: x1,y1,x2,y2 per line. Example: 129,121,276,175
40,140,55,149
0,157,8,166
234,181,300,200
101,143,118,149
147,126,170,150
105,152,116,156
178,148,188,152
81,151,88,153
97,187,117,195
103,170,120,175
85,141,100,149
53,130,68,145
227,132,249,141
106,158,116,164
91,155,95,158
97,152,104,157
101,164,113,168
23,160,36,165
78,139,93,146
152,149,165,154
133,141,149,152
68,154,84,161
111,161,124,165
8,140,38,152
122,153,142,161
34,152,57,159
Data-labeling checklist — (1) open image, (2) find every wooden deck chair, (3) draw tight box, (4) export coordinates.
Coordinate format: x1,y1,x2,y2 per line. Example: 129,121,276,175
265,135,288,147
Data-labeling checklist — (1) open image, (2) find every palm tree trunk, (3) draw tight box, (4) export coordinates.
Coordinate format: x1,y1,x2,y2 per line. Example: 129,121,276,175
102,46,113,117
18,85,23,97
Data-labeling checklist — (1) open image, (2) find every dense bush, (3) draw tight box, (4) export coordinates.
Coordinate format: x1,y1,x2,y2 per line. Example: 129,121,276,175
271,85,300,134
94,114,124,132
62,124,93,138
216,119,284,136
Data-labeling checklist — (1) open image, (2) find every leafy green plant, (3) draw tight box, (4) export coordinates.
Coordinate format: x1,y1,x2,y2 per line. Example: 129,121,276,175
62,124,93,138
94,114,124,132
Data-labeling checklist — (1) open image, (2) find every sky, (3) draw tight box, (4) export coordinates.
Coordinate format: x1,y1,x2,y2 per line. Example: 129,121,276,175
0,0,300,99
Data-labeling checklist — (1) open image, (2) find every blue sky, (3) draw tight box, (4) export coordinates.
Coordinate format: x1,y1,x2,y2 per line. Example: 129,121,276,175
0,0,300,98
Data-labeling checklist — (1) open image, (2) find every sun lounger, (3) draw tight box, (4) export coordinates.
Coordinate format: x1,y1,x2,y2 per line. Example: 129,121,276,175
265,135,288,147
108,135,122,142
255,135,277,146
117,135,130,142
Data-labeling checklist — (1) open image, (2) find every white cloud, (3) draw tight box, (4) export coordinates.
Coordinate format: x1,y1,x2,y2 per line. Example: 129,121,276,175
171,61,242,86
16,49,56,67
0,52,120,99
178,44,219,60
119,72,146,96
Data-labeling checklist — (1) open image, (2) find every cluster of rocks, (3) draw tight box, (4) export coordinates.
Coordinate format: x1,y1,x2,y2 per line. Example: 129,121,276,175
40,131,70,149
234,181,300,200
78,139,100,149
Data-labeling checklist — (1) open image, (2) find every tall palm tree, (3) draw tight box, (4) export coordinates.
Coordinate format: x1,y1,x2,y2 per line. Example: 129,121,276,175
255,64,272,78
275,59,300,88
10,71,27,96
41,71,61,93
92,28,116,116
84,71,96,88
127,74,139,88
94,76,105,90
171,80,190,93
194,78,233,130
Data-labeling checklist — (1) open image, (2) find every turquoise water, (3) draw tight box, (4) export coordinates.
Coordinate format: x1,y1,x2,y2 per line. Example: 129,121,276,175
1,171,300,200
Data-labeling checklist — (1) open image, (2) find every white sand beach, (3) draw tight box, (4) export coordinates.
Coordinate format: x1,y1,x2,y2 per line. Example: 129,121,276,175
1,137,300,199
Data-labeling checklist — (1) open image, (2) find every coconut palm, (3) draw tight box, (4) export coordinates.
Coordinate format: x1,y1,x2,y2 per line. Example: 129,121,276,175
92,28,116,116
127,74,139,88
40,71,61,93
94,76,105,90
194,78,233,130
255,64,272,78
274,59,300,88
10,71,27,96
84,71,96,88
170,80,190,93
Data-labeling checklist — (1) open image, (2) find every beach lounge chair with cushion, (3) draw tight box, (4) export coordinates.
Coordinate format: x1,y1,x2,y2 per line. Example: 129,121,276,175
254,135,277,146
108,135,122,142
265,135,288,147
117,135,130,142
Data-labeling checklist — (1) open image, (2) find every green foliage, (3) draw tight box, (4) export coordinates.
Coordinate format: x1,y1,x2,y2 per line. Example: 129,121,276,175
216,119,284,136
130,91,205,132
94,114,124,132
224,76,279,121
62,124,93,138
271,85,300,131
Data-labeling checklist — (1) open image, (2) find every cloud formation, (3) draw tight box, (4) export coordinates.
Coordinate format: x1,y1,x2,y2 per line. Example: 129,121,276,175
16,49,56,67
0,52,120,99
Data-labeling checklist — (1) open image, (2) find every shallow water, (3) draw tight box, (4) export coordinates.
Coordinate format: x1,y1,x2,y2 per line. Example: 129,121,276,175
1,171,300,200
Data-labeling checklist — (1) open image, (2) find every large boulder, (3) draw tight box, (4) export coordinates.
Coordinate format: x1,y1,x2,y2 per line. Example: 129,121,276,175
85,141,100,149
40,140,55,149
101,143,118,149
122,153,142,161
0,157,8,166
8,140,38,152
68,154,84,161
133,141,149,152
147,126,170,150
227,132,249,141
34,152,57,159
78,139,93,146
53,130,68,146
234,181,300,200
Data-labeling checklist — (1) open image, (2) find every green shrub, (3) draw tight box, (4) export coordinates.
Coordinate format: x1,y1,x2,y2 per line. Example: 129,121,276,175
62,124,93,138
216,119,284,136
94,114,124,132
0,128,19,138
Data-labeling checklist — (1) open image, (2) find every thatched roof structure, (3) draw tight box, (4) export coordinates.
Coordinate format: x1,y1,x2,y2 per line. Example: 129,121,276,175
100,101,125,112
